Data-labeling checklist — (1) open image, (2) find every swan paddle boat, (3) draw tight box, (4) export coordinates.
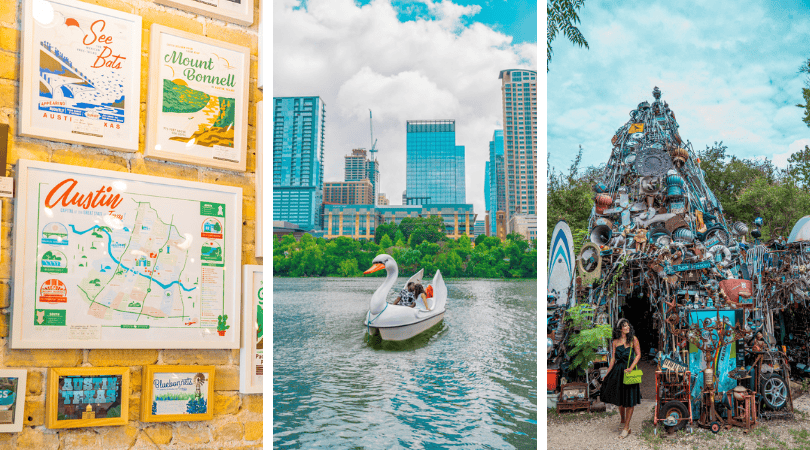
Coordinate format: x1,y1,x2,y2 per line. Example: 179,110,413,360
363,254,447,341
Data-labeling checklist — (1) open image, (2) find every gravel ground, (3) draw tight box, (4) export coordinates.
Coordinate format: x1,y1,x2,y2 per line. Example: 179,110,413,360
548,390,810,450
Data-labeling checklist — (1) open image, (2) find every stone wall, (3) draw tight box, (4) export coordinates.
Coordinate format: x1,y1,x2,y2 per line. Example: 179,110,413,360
0,0,262,448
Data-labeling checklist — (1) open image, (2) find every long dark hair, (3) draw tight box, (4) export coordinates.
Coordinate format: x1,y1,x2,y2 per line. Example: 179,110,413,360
613,318,635,345
413,284,426,297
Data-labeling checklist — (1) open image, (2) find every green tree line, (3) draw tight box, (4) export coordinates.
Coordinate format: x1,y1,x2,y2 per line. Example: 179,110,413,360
273,216,537,278
548,143,810,252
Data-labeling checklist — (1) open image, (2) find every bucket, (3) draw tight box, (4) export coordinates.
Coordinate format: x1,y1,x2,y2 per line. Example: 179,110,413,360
547,392,559,409
548,369,560,391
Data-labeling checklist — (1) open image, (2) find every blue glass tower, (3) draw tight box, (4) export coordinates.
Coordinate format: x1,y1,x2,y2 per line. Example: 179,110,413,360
405,120,465,205
272,96,325,231
487,129,505,235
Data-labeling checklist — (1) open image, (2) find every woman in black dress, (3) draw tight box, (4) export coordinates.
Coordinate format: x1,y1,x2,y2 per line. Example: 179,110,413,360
600,318,642,438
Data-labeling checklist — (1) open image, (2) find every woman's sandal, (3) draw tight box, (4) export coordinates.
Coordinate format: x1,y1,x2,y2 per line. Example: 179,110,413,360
619,428,631,438
618,423,625,432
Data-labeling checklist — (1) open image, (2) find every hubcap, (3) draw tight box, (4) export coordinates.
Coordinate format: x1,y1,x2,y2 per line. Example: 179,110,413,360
764,378,787,407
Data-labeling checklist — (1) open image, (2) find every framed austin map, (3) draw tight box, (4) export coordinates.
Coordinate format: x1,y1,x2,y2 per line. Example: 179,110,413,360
145,25,250,172
19,0,142,152
155,0,254,27
10,159,243,349
239,265,262,393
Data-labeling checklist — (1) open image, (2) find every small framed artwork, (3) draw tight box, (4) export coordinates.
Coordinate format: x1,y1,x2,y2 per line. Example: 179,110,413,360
46,367,129,429
141,365,215,422
0,370,27,432
19,0,142,152
240,265,262,393
145,25,250,172
255,101,262,257
155,0,254,27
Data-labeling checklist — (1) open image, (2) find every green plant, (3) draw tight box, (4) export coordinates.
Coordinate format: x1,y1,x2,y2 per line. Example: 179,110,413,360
217,314,229,332
566,304,611,374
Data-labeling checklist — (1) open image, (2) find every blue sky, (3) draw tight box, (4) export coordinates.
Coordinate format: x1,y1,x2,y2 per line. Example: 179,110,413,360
547,0,810,175
274,0,537,216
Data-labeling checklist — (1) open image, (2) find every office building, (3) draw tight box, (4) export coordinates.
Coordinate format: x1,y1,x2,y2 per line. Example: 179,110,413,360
324,180,374,205
499,69,537,230
378,193,389,206
404,120,465,205
486,129,505,236
509,214,538,245
344,148,380,206
272,96,326,231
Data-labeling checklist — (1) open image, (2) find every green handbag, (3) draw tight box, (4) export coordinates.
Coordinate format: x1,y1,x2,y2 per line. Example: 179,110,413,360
623,347,643,385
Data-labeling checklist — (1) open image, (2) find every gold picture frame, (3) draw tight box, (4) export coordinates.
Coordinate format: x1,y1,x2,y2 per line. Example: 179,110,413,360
46,367,129,429
141,365,215,422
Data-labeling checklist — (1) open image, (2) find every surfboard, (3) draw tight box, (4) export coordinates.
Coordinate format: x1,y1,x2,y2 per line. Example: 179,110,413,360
548,221,576,307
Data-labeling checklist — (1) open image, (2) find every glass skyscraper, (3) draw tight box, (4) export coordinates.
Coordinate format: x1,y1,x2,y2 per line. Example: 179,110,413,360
272,96,325,231
345,148,380,206
405,120,465,205
486,129,505,236
499,69,537,228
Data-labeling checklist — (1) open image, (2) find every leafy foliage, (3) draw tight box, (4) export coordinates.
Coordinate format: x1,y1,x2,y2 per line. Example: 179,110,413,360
566,304,611,374
186,397,207,414
799,58,810,128
547,0,589,71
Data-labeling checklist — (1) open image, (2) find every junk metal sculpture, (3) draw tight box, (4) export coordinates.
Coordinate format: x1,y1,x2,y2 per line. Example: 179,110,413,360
548,88,801,431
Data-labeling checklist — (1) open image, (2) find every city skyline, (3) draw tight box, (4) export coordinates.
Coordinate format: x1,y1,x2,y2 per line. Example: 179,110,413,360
273,0,538,217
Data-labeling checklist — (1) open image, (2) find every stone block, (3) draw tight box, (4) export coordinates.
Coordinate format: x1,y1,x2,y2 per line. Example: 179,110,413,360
61,429,101,449
0,282,9,309
0,2,16,25
144,424,172,445
244,420,262,441
130,366,142,394
4,349,83,367
51,148,128,172
0,51,17,81
241,394,262,414
140,7,204,35
23,399,44,426
16,428,59,448
0,27,19,53
213,391,240,416
200,170,254,198
130,158,199,182
87,349,159,367
8,140,51,166
0,81,16,109
162,349,230,365
206,23,257,56
27,370,42,395
175,423,211,444
214,421,244,441
128,395,140,421
0,312,8,337
103,423,139,449
214,366,240,391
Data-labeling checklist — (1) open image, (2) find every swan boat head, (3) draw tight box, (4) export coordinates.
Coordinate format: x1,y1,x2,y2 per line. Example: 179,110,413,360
363,253,398,314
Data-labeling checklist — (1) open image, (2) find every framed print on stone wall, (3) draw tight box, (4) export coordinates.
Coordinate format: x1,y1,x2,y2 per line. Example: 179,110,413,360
141,365,215,422
255,101,262,257
19,0,142,152
10,159,243,349
145,25,250,172
0,370,27,433
240,265,262,393
46,367,129,429
155,0,254,27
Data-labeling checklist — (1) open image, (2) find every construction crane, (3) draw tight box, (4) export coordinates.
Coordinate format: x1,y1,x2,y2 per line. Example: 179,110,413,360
369,109,377,161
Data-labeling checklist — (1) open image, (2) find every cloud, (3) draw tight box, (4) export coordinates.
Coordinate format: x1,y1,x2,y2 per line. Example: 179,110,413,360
274,0,537,216
548,0,810,178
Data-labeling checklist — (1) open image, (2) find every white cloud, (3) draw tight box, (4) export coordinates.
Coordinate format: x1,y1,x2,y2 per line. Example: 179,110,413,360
274,0,537,216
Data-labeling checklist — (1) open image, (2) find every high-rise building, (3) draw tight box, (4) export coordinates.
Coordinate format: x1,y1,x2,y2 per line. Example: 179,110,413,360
324,180,374,205
499,69,537,230
486,129,505,236
404,120,465,205
272,96,326,231
378,193,389,206
344,148,380,205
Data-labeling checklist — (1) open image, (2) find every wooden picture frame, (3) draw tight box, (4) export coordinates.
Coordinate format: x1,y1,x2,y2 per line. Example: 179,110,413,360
255,101,262,257
11,159,243,349
240,265,262,393
46,367,129,429
0,370,27,432
141,365,214,422
155,0,254,27
145,25,250,172
19,0,142,152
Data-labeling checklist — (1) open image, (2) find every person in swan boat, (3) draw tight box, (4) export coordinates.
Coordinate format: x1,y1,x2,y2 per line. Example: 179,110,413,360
393,282,416,307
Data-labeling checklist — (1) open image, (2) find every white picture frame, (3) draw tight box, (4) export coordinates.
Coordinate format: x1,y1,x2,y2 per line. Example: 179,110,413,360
155,0,254,27
19,0,142,152
145,25,250,172
11,159,243,349
255,100,262,258
239,265,262,393
0,369,27,433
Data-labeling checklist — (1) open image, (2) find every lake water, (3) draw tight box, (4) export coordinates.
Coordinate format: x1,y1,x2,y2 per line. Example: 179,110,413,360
273,277,537,449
